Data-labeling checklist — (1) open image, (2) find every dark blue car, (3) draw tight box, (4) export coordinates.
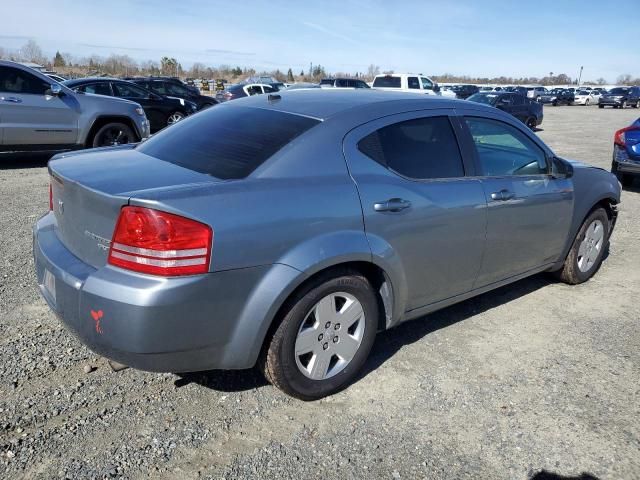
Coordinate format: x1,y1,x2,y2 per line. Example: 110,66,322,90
612,118,640,187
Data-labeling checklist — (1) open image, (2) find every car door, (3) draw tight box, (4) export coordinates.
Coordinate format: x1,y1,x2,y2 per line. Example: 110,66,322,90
458,114,573,287
111,81,165,132
0,65,78,147
344,110,487,312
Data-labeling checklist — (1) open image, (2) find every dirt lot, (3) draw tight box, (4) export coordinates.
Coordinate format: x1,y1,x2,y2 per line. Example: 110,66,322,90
0,105,639,480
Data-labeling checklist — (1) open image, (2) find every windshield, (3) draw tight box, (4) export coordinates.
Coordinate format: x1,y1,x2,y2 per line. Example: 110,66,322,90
609,88,628,95
467,93,497,105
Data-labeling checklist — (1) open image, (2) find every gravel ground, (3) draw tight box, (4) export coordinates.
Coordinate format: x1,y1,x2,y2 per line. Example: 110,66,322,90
0,106,639,480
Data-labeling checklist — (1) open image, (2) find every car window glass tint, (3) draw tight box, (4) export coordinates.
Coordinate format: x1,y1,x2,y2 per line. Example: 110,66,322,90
408,77,420,89
165,82,189,96
420,77,433,89
0,66,50,95
358,116,464,179
465,117,547,176
79,83,112,96
113,83,147,98
137,106,319,180
372,76,401,88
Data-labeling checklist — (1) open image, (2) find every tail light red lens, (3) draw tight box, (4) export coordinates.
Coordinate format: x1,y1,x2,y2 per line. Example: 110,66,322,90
49,182,53,211
108,206,213,276
614,126,640,147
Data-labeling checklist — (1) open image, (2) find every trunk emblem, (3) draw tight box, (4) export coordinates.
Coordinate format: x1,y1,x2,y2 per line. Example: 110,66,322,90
57,199,64,215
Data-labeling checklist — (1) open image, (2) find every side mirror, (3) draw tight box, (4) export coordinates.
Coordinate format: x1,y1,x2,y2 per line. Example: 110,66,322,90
47,83,63,96
433,84,441,93
551,156,573,179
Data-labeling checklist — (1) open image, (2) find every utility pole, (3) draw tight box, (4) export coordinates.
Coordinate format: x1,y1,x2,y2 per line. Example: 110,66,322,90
577,66,583,86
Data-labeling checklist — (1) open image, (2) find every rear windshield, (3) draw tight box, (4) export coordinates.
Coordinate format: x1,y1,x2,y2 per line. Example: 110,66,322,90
373,76,401,88
137,106,320,179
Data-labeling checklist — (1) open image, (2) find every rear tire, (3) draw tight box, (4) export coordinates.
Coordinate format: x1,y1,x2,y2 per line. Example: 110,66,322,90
633,101,640,109
598,104,604,109
91,122,136,148
555,208,609,285
260,271,379,400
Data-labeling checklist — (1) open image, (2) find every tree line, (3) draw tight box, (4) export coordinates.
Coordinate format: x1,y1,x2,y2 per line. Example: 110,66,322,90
1,40,637,85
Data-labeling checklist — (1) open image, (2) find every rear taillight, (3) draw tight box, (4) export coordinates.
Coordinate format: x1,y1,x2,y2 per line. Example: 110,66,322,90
108,206,213,276
614,126,640,147
224,92,233,99
49,181,53,211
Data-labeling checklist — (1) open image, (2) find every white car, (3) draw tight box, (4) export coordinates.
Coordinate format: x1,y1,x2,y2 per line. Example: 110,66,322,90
372,73,440,95
574,90,598,106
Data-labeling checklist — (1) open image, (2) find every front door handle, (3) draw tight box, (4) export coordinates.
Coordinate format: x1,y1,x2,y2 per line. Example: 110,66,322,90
1,96,22,103
490,189,515,201
374,198,412,212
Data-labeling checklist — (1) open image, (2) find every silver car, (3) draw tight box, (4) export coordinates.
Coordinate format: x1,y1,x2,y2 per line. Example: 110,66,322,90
0,60,150,154
34,90,620,399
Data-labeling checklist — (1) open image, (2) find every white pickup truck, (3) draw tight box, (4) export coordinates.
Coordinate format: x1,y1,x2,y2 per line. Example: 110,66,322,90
372,73,441,95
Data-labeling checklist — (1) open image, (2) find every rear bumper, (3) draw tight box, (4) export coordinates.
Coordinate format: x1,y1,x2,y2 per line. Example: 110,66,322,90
612,147,640,176
33,213,301,372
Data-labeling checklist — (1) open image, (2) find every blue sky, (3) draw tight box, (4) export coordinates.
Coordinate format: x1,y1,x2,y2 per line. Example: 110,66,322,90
1,0,638,82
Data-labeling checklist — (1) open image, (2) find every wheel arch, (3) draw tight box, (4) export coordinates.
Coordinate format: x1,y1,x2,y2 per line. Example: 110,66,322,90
85,115,141,147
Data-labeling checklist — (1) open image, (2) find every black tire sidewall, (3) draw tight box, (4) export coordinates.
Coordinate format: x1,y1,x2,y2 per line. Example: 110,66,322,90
275,275,378,400
167,111,185,126
92,122,135,148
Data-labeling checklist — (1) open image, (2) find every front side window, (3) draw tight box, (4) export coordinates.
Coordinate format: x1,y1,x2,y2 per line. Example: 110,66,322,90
165,82,190,96
0,66,50,95
357,116,465,180
246,85,262,95
420,77,433,90
465,117,547,176
408,77,420,89
113,82,148,98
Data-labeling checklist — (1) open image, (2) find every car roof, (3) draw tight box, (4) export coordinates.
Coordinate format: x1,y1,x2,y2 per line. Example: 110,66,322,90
64,77,124,84
223,89,482,120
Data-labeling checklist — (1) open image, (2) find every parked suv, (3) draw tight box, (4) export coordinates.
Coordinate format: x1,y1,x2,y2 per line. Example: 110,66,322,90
320,78,370,89
0,60,150,154
598,87,640,109
526,86,547,100
131,77,217,110
539,88,574,106
63,78,197,133
611,117,640,187
372,74,440,95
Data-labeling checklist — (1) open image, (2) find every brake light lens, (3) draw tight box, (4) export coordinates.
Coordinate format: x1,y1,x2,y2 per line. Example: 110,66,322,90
49,182,53,211
614,126,640,147
224,92,233,99
108,206,213,276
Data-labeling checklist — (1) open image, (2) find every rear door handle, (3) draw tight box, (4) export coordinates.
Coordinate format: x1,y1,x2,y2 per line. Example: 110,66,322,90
374,198,412,212
1,96,22,103
490,189,515,201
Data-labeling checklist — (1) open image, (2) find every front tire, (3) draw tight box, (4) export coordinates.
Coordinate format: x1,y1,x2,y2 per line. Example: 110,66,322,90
526,117,537,130
261,272,379,400
621,100,627,109
91,122,136,148
555,208,609,284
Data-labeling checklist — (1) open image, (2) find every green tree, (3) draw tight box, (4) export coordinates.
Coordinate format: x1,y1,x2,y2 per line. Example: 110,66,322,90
53,51,66,67
287,68,294,82
300,69,304,77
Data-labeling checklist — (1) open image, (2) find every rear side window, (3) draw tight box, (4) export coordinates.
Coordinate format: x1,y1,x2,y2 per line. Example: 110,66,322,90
372,76,401,88
357,116,464,180
408,77,420,89
137,106,320,180
77,82,112,96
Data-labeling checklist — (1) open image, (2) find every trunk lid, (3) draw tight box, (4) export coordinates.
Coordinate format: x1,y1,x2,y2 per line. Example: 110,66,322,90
49,147,219,268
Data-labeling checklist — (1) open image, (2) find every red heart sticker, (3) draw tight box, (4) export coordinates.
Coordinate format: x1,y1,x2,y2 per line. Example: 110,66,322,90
90,310,104,334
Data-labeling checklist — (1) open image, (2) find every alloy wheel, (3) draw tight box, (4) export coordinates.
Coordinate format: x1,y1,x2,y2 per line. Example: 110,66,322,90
167,112,185,125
